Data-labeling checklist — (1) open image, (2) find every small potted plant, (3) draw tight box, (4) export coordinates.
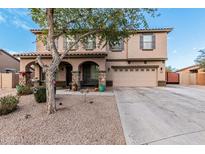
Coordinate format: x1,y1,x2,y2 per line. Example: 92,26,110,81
71,82,78,91
99,78,105,92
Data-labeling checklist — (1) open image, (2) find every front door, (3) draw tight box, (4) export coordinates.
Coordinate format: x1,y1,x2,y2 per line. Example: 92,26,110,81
66,65,72,86
82,63,99,86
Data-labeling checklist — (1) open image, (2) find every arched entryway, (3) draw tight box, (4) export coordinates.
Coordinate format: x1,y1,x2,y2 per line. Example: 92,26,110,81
24,61,37,85
57,62,73,87
79,61,99,87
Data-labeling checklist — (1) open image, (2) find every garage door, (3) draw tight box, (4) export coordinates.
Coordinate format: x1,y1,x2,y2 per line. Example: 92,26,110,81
112,67,157,87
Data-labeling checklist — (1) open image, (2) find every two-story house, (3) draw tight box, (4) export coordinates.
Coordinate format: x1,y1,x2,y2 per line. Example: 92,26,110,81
15,28,172,88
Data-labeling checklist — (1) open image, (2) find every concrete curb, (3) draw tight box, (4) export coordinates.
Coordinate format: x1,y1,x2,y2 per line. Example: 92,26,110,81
114,89,130,145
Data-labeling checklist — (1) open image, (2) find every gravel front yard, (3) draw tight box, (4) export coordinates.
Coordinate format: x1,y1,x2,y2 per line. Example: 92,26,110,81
0,94,125,145
0,88,16,97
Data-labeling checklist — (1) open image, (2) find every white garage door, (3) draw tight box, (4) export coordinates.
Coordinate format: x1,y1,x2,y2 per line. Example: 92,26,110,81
112,67,157,87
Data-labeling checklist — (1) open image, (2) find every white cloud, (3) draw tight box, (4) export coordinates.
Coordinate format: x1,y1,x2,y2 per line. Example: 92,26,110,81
0,8,34,30
0,14,5,23
12,18,31,30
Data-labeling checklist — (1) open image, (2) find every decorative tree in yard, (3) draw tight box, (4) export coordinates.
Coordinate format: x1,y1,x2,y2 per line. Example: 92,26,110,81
166,65,177,72
30,8,158,114
195,49,205,70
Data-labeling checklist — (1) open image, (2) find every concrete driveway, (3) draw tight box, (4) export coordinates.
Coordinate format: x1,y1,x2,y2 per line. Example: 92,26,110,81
114,85,205,144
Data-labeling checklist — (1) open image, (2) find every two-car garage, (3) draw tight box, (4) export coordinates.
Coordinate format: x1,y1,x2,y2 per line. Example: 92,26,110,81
111,66,158,87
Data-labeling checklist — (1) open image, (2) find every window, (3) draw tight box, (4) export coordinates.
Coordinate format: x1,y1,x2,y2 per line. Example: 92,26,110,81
45,38,58,51
63,36,78,50
110,39,124,51
84,37,96,50
140,34,155,50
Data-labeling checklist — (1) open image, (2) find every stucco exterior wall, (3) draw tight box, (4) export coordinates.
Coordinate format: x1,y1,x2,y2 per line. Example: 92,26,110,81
20,29,170,87
36,35,107,53
0,73,19,88
178,66,205,85
35,33,167,60
127,33,167,59
197,73,205,85
0,50,20,72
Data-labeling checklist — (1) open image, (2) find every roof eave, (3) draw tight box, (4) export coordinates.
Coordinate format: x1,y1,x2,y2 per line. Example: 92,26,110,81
30,28,173,34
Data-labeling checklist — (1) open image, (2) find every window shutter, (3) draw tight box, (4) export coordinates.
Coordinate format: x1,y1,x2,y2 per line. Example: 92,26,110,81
152,34,156,49
121,39,124,50
140,35,143,49
93,38,96,49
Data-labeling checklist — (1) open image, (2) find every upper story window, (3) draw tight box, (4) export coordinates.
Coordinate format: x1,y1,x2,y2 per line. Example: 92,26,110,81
63,36,78,50
46,38,58,51
84,37,96,50
110,39,124,52
140,34,156,50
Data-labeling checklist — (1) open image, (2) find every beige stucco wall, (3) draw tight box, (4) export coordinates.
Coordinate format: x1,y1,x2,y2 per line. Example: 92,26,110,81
0,73,2,88
127,33,167,59
197,72,205,85
36,35,107,53
178,67,205,85
179,72,190,85
0,73,19,88
0,51,20,72
35,33,167,60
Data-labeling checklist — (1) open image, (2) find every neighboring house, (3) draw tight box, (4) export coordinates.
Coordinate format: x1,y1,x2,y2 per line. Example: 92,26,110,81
177,65,205,85
15,28,172,88
0,49,20,88
0,49,20,73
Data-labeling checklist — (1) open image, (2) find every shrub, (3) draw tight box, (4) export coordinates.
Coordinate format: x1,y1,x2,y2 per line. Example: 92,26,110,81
33,86,46,103
0,95,19,115
16,84,33,95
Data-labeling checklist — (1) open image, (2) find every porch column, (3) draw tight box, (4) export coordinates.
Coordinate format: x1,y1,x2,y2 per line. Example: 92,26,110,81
98,71,106,87
71,71,80,90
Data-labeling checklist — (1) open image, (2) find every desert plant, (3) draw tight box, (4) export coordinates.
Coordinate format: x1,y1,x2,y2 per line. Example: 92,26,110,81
16,84,33,95
33,86,46,103
0,95,19,115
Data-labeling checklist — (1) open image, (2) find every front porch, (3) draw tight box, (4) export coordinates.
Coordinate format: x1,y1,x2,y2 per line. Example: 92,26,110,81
18,52,107,91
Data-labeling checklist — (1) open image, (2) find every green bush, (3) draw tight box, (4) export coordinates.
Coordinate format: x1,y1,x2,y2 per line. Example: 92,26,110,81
33,87,46,103
0,95,19,115
16,84,33,95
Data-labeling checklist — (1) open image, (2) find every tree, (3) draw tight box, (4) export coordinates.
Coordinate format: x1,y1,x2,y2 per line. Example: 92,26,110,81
166,65,176,72
30,8,158,114
195,49,205,69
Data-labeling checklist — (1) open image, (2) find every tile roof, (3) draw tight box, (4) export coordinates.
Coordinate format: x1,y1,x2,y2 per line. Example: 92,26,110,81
31,27,173,34
14,51,108,57
176,64,200,72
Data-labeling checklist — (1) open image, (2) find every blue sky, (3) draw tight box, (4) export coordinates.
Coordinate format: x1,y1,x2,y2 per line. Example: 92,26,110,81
0,8,205,69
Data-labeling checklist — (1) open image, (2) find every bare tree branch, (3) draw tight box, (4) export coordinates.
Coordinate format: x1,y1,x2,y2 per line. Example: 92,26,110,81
36,56,45,68
60,30,99,61
47,9,60,60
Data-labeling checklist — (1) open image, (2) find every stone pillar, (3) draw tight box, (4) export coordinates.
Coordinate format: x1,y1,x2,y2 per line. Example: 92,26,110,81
72,71,80,90
98,71,106,86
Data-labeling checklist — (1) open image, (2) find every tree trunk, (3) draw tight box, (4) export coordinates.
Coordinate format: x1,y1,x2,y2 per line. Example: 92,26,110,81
46,69,56,114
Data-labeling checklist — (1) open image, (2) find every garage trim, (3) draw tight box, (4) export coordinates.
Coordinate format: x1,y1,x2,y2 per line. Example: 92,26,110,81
111,65,159,69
